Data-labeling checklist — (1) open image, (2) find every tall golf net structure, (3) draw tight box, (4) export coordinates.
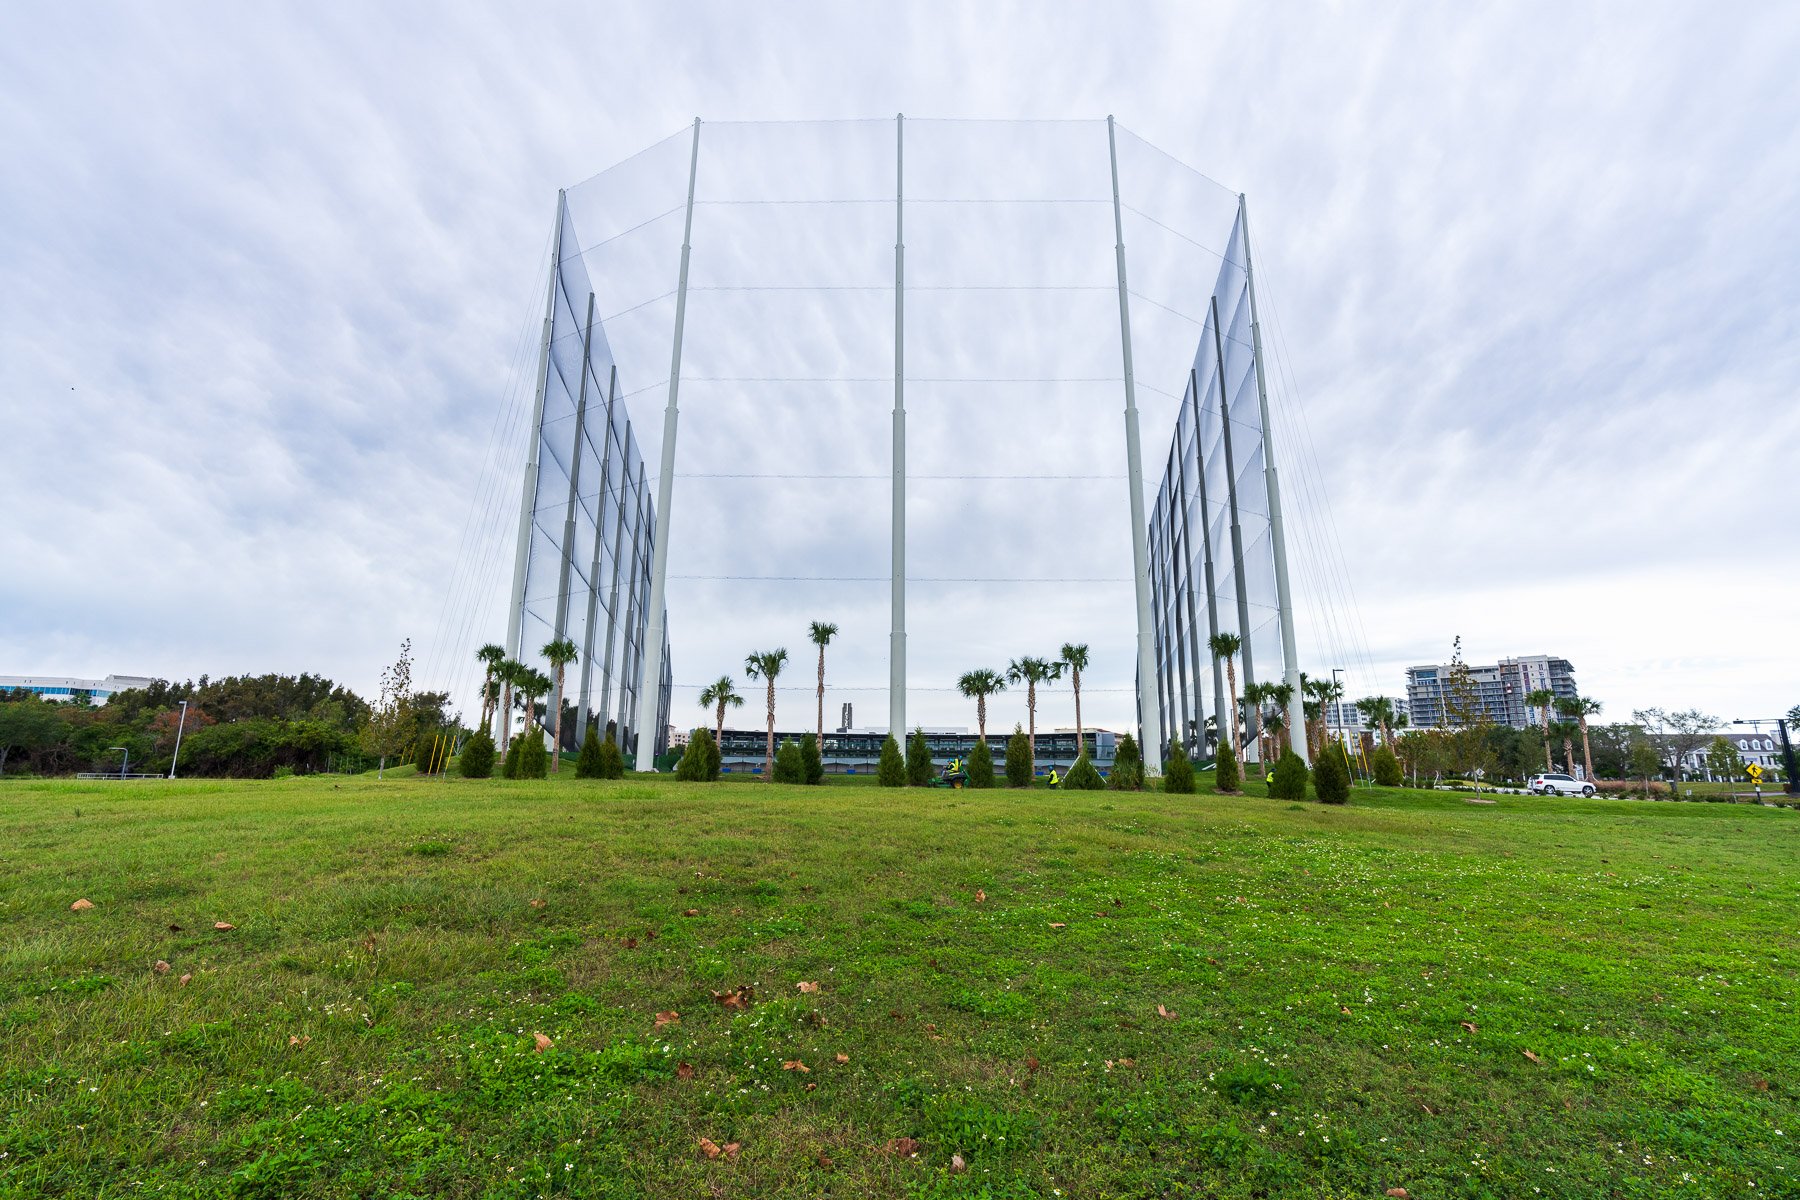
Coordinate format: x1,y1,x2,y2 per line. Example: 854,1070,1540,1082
438,118,1325,772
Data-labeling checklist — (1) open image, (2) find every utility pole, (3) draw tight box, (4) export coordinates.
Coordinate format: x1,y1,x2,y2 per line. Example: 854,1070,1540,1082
890,113,907,742
634,119,701,771
1107,115,1163,774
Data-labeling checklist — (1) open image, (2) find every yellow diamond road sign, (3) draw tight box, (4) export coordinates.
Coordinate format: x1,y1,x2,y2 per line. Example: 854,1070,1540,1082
1747,763,1764,780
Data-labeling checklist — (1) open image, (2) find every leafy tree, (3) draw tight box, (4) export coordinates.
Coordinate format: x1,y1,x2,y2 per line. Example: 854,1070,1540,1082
876,734,905,787
541,637,579,771
576,726,606,778
1005,657,1063,763
1163,738,1195,794
772,738,805,784
1064,752,1104,790
1370,744,1403,787
459,730,496,778
1214,741,1241,793
1269,750,1309,801
1705,736,1742,782
362,639,415,779
476,643,505,732
1632,707,1720,785
698,676,743,750
744,649,788,777
675,728,718,782
1628,738,1663,793
1005,724,1033,788
1312,743,1351,804
0,698,67,775
515,729,549,779
801,732,824,785
956,669,1006,741
809,622,838,745
1525,688,1557,772
966,737,995,788
1109,733,1144,791
1059,643,1091,753
906,727,933,786
1208,632,1244,755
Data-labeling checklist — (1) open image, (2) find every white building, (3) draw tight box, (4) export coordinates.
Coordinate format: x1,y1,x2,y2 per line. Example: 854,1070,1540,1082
1679,731,1789,780
1,674,158,703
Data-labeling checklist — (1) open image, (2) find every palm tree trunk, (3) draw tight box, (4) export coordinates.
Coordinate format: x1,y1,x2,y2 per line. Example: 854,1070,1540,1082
551,667,564,772
1563,737,1575,775
1027,683,1037,762
817,647,826,745
715,701,726,751
765,681,776,777
1579,718,1594,781
500,683,513,749
1541,716,1553,771
1225,661,1240,755
1073,667,1083,757
977,695,987,742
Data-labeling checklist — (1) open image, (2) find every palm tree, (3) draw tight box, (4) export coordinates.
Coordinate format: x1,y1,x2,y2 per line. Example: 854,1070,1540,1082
698,676,744,749
809,622,838,745
523,669,553,734
1059,643,1090,754
1526,688,1556,772
1355,695,1397,746
1240,681,1270,763
1559,695,1604,781
1207,632,1243,754
1310,675,1345,757
743,649,788,778
1006,656,1064,762
1548,718,1579,776
541,638,579,771
497,658,525,750
476,643,505,731
1264,682,1296,764
956,669,1007,742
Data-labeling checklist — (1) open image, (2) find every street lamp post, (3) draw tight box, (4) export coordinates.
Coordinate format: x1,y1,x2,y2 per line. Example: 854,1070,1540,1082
108,746,130,779
1733,718,1800,797
168,700,189,780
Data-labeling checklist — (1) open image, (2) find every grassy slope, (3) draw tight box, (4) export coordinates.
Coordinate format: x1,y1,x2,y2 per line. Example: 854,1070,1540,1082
1,774,1795,1199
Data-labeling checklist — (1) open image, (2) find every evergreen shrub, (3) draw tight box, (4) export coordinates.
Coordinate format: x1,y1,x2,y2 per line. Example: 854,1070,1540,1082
906,728,934,786
801,733,824,785
674,728,716,782
575,728,605,778
966,738,995,788
1313,745,1351,804
516,729,549,779
1270,750,1309,800
1064,752,1105,790
773,738,805,784
877,735,905,787
597,731,626,779
1371,745,1403,787
1214,742,1241,793
1163,739,1195,794
1005,725,1033,788
458,731,495,779
1109,733,1144,790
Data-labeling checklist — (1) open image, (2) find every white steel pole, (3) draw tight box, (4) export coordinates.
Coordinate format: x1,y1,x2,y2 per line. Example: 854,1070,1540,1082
1239,194,1308,764
634,119,700,771
1211,295,1261,762
167,699,189,779
890,113,907,742
503,190,567,744
574,367,618,749
1107,116,1163,775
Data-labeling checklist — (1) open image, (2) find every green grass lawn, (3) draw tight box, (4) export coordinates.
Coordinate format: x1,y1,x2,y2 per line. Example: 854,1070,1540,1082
1,773,1795,1199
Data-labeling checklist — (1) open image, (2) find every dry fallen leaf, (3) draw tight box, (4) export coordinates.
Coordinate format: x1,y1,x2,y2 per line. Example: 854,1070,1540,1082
782,1060,811,1073
722,1143,740,1161
655,1010,681,1029
1419,1102,1435,1116
884,1137,922,1157
1026,1055,1040,1073
1049,922,1067,929
974,889,986,903
213,922,235,931
1340,1006,1352,1015
1118,1056,1136,1068
834,1053,849,1064
533,1032,553,1053
951,1152,967,1173
1460,1021,1478,1034
1386,1190,1410,1198
1523,1050,1542,1065
924,1023,937,1032
1156,1005,1177,1020
154,960,171,975
178,973,192,986
698,1137,723,1160
529,899,546,909
167,923,182,931
644,927,660,940
805,1081,817,1092
797,980,820,994
684,908,700,917
714,989,751,1011
288,1035,310,1047
677,1061,695,1080
70,899,94,911
622,936,639,949
816,1153,834,1169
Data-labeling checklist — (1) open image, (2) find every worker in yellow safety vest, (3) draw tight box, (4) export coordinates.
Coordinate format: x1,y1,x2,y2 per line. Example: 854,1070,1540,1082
1047,767,1061,789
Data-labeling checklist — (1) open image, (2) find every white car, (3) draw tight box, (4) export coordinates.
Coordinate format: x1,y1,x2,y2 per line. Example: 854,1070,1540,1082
1529,772,1595,797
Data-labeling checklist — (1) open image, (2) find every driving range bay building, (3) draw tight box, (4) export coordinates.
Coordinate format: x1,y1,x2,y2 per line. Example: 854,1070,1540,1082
715,728,1117,776
499,192,672,762
1146,201,1308,767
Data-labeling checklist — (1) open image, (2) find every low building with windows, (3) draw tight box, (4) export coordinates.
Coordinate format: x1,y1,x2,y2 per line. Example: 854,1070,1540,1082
1679,731,1790,781
712,727,1117,776
0,674,157,703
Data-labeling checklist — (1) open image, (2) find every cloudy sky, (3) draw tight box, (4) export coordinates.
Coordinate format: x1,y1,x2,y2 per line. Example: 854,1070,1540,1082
4,2,1797,737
